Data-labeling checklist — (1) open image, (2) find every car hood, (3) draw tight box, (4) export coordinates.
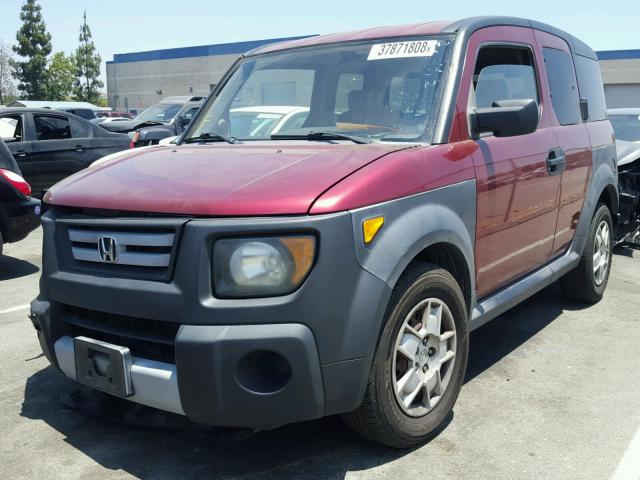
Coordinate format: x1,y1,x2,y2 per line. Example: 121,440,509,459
100,120,167,133
44,143,410,215
615,139,640,168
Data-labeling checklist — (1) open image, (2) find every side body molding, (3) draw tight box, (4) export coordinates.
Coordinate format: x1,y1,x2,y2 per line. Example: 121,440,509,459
349,179,477,304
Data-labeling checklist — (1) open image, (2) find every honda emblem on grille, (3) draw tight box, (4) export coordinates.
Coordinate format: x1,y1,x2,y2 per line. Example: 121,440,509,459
98,237,118,263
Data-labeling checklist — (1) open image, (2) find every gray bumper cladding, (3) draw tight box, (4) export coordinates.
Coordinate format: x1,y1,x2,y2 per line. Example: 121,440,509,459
45,318,326,428
175,323,325,428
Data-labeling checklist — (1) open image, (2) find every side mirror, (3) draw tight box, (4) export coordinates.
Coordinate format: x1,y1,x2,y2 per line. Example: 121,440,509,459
178,116,191,128
471,99,539,138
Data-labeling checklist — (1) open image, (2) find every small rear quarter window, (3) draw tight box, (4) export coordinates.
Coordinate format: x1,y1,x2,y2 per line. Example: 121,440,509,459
542,47,581,126
574,55,607,122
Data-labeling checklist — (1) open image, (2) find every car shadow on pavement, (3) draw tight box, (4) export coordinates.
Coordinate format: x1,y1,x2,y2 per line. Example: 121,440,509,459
21,366,421,479
466,282,591,382
20,282,589,479
613,245,637,258
0,254,39,281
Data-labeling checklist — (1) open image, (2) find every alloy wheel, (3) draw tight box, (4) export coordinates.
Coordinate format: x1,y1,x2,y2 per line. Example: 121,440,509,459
593,220,611,286
392,298,457,417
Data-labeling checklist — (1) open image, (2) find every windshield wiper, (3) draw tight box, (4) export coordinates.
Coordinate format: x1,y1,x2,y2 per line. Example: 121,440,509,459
183,132,239,145
271,130,371,144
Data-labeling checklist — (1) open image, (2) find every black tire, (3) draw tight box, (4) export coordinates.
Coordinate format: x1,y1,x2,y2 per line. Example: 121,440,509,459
560,203,613,303
0,230,3,259
343,262,469,448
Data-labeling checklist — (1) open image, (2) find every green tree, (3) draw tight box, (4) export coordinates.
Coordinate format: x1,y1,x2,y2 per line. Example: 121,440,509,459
12,0,52,99
47,52,76,100
0,40,17,105
74,11,103,103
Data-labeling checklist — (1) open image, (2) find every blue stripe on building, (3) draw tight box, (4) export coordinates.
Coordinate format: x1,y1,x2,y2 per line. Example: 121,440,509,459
597,50,640,61
106,38,640,65
107,35,317,64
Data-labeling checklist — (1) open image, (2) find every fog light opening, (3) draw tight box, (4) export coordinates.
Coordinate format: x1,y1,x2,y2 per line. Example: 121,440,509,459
236,350,292,394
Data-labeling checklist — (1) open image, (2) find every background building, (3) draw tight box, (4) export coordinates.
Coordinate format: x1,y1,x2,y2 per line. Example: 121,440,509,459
597,50,640,108
106,39,640,114
105,35,314,113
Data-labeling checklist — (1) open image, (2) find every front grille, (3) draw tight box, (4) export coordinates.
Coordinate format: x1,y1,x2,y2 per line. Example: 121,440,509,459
55,217,187,282
62,304,180,364
69,228,174,267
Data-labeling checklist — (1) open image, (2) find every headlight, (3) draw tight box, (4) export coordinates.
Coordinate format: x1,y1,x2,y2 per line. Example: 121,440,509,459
213,236,316,298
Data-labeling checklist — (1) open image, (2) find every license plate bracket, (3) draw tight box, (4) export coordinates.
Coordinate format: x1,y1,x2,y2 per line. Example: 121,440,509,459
74,336,134,397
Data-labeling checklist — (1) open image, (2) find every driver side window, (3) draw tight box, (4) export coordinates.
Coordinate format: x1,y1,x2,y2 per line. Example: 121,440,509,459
471,46,538,109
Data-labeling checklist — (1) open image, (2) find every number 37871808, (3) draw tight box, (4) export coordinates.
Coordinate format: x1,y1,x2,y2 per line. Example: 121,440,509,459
367,40,439,60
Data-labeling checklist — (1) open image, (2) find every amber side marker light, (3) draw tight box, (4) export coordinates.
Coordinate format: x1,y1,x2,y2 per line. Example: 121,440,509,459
363,216,384,244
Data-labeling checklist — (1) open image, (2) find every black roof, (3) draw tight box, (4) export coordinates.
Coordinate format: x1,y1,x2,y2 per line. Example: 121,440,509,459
0,107,85,116
444,16,598,60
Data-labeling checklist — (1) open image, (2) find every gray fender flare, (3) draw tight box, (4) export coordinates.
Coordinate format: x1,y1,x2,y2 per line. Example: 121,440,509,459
573,145,619,255
348,180,477,353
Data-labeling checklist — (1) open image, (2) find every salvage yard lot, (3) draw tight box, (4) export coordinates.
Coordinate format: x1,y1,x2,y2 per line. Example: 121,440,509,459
1,229,639,480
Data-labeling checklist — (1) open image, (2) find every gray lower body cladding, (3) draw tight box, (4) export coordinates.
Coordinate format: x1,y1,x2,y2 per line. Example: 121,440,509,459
32,209,391,427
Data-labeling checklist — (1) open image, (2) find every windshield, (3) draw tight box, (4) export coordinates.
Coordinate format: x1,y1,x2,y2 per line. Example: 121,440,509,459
187,36,453,143
610,114,640,142
134,103,182,123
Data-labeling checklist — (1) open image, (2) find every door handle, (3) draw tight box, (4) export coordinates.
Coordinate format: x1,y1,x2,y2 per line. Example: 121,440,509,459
15,150,27,158
74,145,85,152
547,148,565,176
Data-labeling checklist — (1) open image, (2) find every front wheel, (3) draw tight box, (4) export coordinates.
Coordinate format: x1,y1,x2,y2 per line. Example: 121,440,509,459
560,203,613,303
343,262,469,448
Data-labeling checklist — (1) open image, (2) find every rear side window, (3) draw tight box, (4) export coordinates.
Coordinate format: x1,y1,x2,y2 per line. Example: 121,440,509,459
471,46,538,109
77,109,95,120
70,117,92,138
0,115,24,142
280,111,309,131
609,114,640,142
574,55,607,122
34,115,72,140
542,47,581,125
181,107,200,121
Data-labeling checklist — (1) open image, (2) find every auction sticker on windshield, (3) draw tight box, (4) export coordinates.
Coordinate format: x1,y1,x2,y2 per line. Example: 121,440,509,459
367,40,438,60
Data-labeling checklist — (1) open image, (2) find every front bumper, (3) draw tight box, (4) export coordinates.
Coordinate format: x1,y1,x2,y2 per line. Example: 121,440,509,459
32,209,391,428
1,197,40,243
31,299,364,428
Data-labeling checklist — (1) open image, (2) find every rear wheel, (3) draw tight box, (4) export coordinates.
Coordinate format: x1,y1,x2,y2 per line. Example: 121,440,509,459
0,230,3,259
343,262,469,448
560,203,613,303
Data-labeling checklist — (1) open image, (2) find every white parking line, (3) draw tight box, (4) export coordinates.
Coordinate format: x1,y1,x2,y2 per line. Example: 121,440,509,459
612,423,640,480
0,304,29,315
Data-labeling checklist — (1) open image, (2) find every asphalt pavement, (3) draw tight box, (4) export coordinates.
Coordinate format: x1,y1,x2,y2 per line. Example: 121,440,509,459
1,228,639,480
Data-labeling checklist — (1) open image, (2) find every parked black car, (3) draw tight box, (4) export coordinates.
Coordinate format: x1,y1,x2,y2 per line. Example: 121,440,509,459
0,140,40,259
0,108,131,195
56,107,97,120
99,96,205,146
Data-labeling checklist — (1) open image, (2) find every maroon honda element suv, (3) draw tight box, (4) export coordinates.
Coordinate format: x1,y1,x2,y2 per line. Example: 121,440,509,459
31,17,618,447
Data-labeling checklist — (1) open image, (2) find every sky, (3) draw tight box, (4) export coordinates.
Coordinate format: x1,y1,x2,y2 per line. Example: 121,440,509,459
0,0,638,84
